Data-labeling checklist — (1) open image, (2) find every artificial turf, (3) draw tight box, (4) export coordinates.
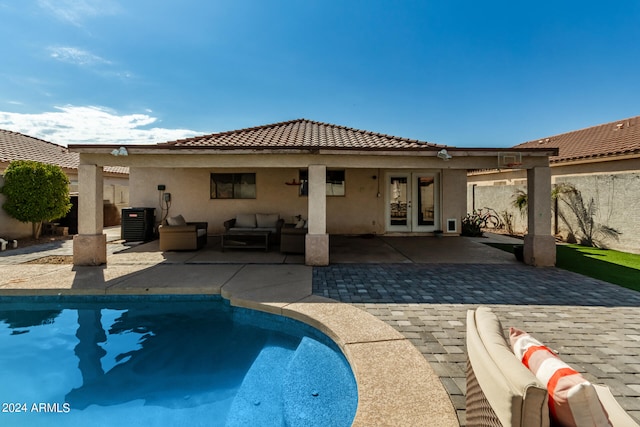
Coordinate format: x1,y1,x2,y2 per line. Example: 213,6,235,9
485,243,640,292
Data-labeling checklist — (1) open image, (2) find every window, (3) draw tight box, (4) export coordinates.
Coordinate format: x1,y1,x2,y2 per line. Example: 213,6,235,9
298,169,345,196
210,173,256,199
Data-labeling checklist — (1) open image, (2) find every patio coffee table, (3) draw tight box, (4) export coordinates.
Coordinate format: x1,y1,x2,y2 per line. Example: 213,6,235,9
221,230,270,252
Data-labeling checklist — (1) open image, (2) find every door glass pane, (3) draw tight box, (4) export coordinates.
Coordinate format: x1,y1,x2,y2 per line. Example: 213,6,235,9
416,176,435,226
389,177,408,226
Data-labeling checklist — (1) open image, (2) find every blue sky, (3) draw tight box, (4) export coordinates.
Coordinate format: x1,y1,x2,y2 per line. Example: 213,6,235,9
1,1,639,147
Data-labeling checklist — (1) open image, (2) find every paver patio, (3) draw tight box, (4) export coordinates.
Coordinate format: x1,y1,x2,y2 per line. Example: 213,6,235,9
313,262,640,425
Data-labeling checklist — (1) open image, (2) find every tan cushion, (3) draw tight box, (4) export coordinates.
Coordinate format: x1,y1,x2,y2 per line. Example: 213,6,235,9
467,307,549,427
256,213,279,228
510,328,611,427
594,385,640,426
167,214,187,226
235,214,256,228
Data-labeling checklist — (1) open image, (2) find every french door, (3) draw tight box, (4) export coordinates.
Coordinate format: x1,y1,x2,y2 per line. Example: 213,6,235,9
386,172,439,232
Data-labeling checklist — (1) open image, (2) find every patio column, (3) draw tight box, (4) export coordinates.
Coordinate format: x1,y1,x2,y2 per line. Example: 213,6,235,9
73,164,107,266
524,166,556,266
305,164,329,266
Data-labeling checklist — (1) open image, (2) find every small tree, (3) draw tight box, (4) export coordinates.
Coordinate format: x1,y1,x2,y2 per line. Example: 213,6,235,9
512,183,621,247
512,189,528,220
555,183,621,247
0,160,72,238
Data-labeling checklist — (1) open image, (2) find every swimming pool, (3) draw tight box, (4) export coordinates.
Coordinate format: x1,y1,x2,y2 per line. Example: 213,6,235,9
0,295,357,427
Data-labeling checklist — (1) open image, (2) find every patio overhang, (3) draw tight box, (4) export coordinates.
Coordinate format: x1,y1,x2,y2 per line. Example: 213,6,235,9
68,119,558,268
70,145,557,170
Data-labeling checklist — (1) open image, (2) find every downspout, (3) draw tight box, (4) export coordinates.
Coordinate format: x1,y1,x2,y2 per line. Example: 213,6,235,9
472,184,477,211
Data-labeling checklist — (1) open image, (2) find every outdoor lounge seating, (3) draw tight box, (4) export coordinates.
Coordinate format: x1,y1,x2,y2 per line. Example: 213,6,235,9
223,213,284,247
158,215,208,251
280,223,307,254
466,306,638,427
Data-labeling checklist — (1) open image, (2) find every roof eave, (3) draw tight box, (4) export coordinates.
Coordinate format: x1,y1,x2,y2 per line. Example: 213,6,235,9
69,144,558,156
550,150,640,165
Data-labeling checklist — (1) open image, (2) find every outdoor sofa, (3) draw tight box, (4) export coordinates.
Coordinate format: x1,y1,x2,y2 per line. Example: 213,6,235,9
466,306,638,427
223,213,284,246
158,215,208,251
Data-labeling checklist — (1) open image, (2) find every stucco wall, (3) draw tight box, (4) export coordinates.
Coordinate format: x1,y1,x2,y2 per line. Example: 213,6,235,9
129,167,387,235
554,173,640,253
468,170,640,254
129,167,468,235
442,169,468,233
468,181,528,233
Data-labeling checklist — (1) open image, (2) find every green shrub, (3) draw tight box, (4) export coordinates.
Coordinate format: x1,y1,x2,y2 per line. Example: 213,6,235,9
0,160,72,238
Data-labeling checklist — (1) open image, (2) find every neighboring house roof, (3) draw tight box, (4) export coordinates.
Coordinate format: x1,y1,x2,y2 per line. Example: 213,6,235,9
514,115,640,164
159,118,446,150
0,129,128,175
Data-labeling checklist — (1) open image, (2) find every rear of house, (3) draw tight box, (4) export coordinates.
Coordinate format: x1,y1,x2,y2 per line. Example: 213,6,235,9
70,118,557,266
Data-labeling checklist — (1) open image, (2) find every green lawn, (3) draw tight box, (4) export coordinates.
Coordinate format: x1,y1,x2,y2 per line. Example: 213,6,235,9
486,243,640,292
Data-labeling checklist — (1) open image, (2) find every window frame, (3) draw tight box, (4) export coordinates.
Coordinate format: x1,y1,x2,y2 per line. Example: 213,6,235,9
210,172,256,199
298,169,345,197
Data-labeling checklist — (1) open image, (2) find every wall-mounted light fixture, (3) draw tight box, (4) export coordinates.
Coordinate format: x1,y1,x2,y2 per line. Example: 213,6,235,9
110,147,128,156
437,149,452,161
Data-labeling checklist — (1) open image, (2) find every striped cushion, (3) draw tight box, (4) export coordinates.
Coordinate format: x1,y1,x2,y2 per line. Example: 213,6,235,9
510,328,611,427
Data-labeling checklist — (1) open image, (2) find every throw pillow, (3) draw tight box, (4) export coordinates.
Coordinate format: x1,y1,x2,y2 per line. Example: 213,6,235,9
256,213,279,228
509,327,611,427
167,214,187,226
235,214,256,228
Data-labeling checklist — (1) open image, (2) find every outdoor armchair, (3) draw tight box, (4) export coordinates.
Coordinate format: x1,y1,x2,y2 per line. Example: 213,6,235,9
159,215,208,251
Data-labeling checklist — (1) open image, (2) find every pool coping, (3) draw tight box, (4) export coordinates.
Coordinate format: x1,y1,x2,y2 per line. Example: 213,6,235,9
0,263,459,426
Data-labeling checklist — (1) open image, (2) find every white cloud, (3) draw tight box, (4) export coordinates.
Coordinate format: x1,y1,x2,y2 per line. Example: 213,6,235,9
38,0,121,26
49,46,111,66
0,106,203,146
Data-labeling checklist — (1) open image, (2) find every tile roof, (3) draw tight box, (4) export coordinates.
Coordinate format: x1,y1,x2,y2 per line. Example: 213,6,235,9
0,129,128,175
514,115,640,163
159,118,445,150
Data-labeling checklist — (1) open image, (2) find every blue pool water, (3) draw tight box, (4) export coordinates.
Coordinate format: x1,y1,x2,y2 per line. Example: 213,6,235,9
0,295,357,427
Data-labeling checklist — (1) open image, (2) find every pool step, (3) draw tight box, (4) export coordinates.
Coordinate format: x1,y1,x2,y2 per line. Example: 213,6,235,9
225,341,294,427
282,337,358,427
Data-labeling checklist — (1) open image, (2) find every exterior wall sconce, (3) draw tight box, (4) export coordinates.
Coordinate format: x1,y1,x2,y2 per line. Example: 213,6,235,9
437,149,452,161
110,147,128,156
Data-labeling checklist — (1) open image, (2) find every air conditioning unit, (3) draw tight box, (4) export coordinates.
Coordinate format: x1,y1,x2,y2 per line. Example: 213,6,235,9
121,208,156,242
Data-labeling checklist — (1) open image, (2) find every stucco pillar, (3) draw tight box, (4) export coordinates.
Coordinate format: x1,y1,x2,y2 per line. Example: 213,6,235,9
524,166,556,266
305,164,329,266
441,169,467,235
73,164,107,266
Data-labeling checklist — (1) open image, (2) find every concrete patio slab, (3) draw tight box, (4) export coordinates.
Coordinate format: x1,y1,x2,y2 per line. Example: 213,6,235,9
221,264,312,297
380,235,519,264
222,264,313,314
0,264,70,289
330,235,411,264
107,264,242,294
